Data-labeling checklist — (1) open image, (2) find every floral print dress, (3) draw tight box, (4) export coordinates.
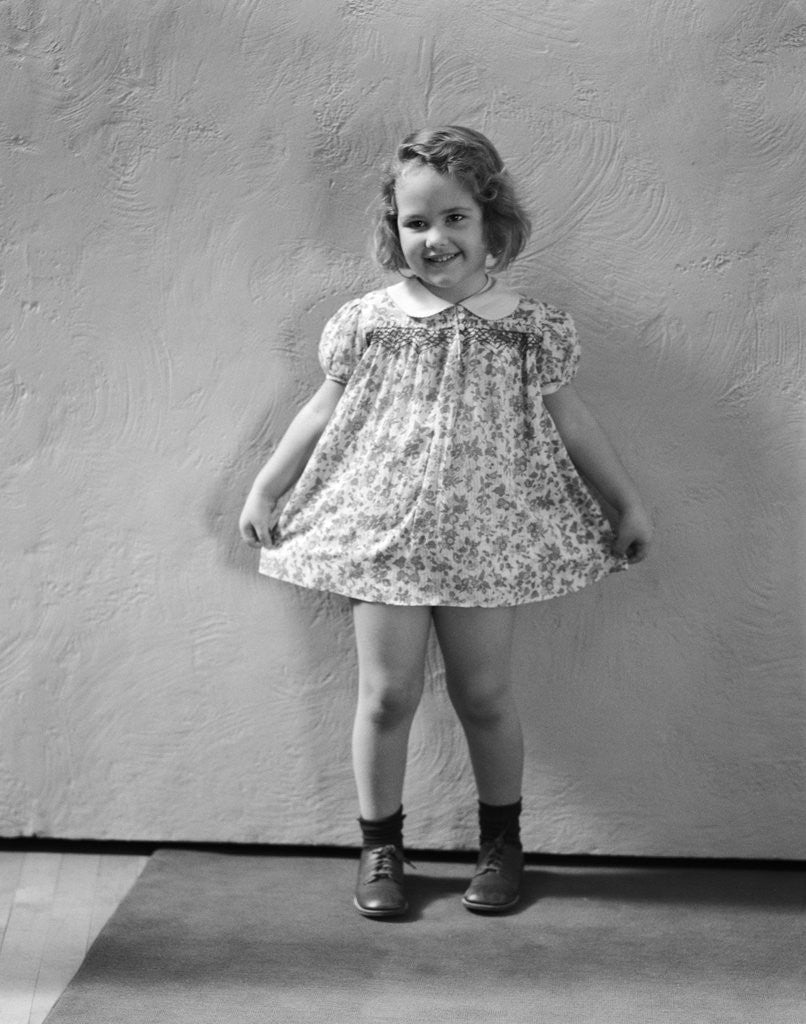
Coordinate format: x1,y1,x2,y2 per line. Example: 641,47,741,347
258,276,627,606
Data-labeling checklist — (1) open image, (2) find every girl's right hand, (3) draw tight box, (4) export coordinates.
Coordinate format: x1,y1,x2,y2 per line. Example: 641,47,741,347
238,490,279,548
613,502,654,564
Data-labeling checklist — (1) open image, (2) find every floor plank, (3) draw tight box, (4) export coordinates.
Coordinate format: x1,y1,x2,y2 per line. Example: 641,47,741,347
0,852,148,1024
28,855,102,1024
86,854,146,949
0,853,26,941
0,853,63,1024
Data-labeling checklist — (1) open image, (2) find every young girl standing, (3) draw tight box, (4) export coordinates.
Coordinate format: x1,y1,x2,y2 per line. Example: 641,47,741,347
239,126,652,918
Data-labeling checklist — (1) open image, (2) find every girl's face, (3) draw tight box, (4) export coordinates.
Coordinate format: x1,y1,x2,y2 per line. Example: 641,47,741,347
395,163,488,303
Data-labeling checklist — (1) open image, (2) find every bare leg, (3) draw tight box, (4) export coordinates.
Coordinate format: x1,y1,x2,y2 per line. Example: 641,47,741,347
351,601,433,821
432,605,523,805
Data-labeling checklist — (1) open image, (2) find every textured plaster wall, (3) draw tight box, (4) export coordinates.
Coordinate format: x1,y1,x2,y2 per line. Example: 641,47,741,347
2,0,804,857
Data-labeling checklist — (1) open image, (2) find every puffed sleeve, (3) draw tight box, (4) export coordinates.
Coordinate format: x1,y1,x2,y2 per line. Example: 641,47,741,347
538,307,580,394
318,297,369,385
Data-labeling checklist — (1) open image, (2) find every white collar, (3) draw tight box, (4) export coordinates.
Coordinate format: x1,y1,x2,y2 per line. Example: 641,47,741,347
386,275,520,320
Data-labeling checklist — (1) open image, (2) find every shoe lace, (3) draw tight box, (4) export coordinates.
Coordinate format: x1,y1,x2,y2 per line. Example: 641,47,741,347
366,844,414,882
477,835,508,876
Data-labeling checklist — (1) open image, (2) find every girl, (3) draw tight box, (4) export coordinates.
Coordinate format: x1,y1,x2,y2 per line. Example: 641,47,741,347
239,126,653,918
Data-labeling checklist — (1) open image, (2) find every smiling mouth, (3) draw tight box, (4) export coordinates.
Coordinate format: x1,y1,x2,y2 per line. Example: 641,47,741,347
425,252,459,264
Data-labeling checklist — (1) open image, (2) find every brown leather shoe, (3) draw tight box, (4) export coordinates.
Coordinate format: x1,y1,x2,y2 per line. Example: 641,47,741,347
462,838,523,913
354,845,408,917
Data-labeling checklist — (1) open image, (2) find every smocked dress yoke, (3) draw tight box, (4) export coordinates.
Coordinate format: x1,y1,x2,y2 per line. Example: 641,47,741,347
258,276,626,606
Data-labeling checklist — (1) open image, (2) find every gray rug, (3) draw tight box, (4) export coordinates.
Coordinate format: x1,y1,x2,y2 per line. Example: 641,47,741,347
45,849,804,1023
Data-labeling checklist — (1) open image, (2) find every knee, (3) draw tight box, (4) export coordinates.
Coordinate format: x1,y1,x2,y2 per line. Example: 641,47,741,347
449,676,513,729
358,673,422,730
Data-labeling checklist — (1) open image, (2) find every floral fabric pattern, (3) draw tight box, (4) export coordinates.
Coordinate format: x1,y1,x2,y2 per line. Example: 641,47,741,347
259,284,627,606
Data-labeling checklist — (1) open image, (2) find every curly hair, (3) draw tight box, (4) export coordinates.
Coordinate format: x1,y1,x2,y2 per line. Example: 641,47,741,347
373,125,531,273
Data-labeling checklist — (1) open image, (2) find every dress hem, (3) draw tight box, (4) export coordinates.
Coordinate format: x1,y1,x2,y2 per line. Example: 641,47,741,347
257,560,628,607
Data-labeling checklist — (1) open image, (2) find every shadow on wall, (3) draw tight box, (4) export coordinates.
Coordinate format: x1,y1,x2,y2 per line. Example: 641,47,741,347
513,291,805,853
206,397,281,577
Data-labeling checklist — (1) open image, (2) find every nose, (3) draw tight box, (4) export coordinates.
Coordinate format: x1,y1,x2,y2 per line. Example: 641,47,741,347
425,225,445,249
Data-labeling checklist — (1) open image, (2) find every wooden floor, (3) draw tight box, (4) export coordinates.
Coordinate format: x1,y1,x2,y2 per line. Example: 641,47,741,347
0,851,148,1024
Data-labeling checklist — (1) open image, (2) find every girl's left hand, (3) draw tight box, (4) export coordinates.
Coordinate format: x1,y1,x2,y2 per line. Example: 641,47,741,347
614,504,654,564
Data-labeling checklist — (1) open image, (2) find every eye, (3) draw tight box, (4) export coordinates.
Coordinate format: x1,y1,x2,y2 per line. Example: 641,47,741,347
447,213,465,223
402,218,426,230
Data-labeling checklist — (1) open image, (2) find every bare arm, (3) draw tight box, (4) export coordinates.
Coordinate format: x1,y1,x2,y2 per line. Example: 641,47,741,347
543,384,653,563
238,378,345,547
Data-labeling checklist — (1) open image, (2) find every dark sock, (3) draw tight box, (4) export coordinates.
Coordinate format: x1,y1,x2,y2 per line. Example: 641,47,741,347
478,798,522,849
358,806,405,850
